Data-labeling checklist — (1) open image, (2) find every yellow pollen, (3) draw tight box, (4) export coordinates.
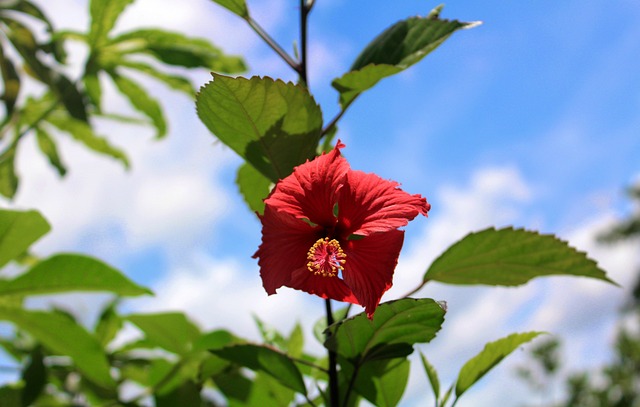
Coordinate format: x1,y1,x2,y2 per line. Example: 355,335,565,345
306,237,347,277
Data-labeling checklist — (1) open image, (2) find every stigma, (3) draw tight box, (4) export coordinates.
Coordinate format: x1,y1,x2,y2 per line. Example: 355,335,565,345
307,237,347,277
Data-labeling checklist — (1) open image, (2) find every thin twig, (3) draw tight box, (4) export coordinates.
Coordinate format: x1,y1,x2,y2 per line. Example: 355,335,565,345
400,278,430,299
245,16,301,75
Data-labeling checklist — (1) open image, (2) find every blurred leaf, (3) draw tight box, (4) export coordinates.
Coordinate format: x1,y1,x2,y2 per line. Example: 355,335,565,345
287,322,304,358
352,358,410,407
333,7,478,108
109,72,166,138
197,74,322,182
35,128,66,176
94,301,123,347
0,146,18,199
313,305,350,344
155,379,201,407
210,343,306,394
236,162,271,215
424,227,616,286
420,352,440,403
0,254,151,296
88,0,134,48
209,0,249,18
112,29,246,72
0,209,50,268
324,298,446,360
0,308,115,388
46,111,130,167
253,314,287,350
83,58,102,110
118,60,195,95
0,385,21,407
0,45,20,116
193,329,239,352
455,332,544,398
127,312,201,355
21,346,46,407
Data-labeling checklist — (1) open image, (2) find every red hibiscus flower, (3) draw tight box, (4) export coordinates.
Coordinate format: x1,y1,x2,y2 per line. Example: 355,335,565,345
254,141,430,318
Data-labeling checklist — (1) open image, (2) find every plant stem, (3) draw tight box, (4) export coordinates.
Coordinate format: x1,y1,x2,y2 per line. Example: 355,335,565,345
325,299,339,407
401,278,430,299
245,15,301,75
299,0,314,86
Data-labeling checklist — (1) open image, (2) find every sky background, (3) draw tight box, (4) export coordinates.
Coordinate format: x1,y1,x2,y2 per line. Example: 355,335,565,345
3,0,640,405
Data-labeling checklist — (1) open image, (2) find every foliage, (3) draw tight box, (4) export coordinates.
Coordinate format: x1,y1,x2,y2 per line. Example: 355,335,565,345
0,0,619,406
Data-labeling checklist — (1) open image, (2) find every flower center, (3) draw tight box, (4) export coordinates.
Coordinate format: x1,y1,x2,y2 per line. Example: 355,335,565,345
307,237,347,277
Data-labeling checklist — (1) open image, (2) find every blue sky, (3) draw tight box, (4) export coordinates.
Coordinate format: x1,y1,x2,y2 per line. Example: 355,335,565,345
3,0,640,405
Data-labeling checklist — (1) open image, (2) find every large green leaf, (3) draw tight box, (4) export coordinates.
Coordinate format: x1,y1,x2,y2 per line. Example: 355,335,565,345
88,0,134,48
0,146,18,199
197,74,322,182
127,312,201,355
35,128,66,176
424,227,616,286
0,254,151,297
109,72,167,139
209,0,249,18
210,343,307,395
333,6,478,108
21,346,46,407
155,379,202,407
0,209,50,269
325,298,446,361
111,29,246,73
351,358,410,407
455,332,544,398
0,307,115,388
236,163,271,215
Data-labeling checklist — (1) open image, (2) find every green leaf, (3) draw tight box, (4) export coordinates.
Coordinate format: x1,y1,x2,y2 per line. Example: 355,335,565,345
0,45,21,116
155,379,202,407
0,307,115,388
420,352,440,403
313,305,350,344
0,209,50,268
424,227,616,286
94,301,123,347
118,60,195,95
333,8,478,108
0,146,19,199
455,332,544,398
35,128,66,176
324,298,446,360
210,343,307,394
127,312,201,355
209,0,249,18
109,72,167,138
21,346,46,407
353,358,410,407
0,254,151,296
88,0,134,48
197,74,322,182
236,163,271,215
112,29,246,73
46,111,130,167
193,329,239,352
0,385,21,407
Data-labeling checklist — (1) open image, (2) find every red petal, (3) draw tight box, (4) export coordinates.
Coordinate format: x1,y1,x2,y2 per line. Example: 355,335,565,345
289,266,358,304
341,230,405,318
254,206,320,295
338,170,430,236
265,143,349,228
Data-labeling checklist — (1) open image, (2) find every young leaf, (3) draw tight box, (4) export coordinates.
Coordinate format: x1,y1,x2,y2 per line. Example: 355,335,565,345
94,301,123,347
210,343,307,395
424,227,616,286
455,332,544,398
420,352,440,404
209,0,249,18
236,162,271,215
126,312,201,355
324,298,446,360
0,307,115,388
196,75,322,182
0,209,50,269
35,128,66,176
0,147,19,199
0,254,151,297
333,7,478,108
88,0,135,48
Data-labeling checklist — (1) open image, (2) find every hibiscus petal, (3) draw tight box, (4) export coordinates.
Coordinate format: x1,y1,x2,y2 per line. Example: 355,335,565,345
289,266,359,304
265,142,349,227
341,230,405,318
338,170,430,236
254,206,321,295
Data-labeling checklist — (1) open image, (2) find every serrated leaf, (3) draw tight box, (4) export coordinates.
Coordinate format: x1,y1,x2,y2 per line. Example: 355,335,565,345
127,312,201,355
0,307,115,388
46,111,130,167
111,29,246,72
209,0,248,18
109,72,166,138
88,0,134,48
0,209,50,268
324,298,445,360
197,74,322,182
420,352,440,403
210,343,306,394
0,146,19,199
236,163,271,215
352,358,410,407
35,128,66,176
333,8,477,108
0,254,151,297
424,227,616,286
455,332,544,398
